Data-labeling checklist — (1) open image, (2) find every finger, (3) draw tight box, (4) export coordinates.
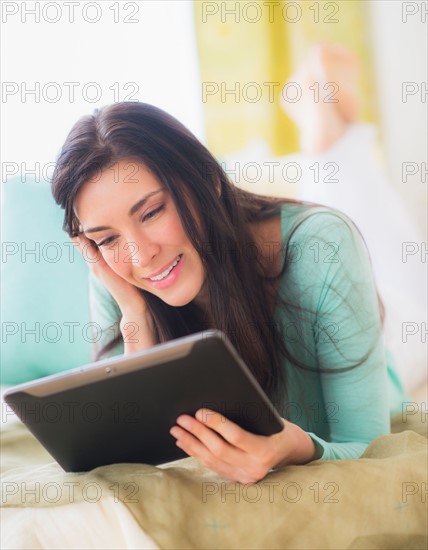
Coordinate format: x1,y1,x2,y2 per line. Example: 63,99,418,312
170,426,259,484
71,237,147,312
194,409,268,454
71,232,96,251
70,233,103,266
189,412,288,478
172,416,246,465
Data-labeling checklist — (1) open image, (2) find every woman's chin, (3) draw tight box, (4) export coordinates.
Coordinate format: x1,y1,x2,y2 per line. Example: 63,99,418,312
157,288,200,308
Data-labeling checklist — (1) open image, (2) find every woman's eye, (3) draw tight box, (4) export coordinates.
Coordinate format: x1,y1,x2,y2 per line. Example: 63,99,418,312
98,236,116,247
96,205,165,247
142,204,164,222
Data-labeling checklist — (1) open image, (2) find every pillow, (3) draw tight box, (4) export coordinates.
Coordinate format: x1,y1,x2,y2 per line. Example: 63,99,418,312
1,177,91,385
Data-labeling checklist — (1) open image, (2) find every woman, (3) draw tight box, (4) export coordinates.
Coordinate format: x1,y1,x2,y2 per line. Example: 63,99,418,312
51,100,394,484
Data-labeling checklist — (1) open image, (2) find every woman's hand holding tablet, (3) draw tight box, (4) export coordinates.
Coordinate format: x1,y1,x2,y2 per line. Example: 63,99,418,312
170,407,318,484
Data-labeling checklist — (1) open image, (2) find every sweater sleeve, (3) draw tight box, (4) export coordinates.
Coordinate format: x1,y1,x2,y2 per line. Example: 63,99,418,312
88,271,124,359
283,209,391,460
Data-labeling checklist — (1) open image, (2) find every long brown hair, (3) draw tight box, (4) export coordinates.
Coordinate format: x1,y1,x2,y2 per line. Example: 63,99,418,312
51,102,384,407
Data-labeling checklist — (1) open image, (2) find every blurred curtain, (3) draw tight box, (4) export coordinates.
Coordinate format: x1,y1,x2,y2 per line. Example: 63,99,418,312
194,0,377,158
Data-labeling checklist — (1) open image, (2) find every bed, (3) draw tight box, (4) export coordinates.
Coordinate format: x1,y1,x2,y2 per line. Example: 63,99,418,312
1,385,427,550
1,176,427,549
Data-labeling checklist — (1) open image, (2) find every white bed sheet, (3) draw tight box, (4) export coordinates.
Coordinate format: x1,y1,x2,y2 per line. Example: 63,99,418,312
1,497,160,550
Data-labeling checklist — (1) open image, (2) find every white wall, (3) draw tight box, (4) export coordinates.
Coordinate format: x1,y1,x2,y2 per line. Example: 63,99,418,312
1,1,204,180
369,0,427,236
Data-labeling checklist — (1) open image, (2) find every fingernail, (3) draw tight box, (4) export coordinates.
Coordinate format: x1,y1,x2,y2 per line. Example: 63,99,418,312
196,408,214,423
195,409,205,422
169,427,179,438
177,417,191,430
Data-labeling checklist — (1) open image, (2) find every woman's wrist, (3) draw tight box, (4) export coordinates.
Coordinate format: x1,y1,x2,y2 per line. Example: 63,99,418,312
273,420,321,469
120,312,155,353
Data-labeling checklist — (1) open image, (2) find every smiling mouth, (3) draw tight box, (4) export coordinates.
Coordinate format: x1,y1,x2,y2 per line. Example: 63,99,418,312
146,255,183,281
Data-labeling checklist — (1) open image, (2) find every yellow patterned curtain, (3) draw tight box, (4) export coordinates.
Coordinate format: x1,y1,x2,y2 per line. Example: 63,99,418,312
194,0,377,157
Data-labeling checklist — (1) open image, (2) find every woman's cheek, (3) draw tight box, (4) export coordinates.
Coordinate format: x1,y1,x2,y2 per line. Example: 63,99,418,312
103,248,126,274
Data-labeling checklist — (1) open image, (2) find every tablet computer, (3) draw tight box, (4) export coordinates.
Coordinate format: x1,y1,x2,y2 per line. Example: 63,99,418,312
3,330,284,472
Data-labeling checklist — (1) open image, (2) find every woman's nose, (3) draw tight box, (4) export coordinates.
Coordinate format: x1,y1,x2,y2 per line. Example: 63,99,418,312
125,238,159,268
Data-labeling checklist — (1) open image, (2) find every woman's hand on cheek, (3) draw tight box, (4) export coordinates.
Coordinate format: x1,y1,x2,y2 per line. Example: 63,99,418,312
169,409,309,484
71,233,146,314
71,233,156,351
71,233,111,282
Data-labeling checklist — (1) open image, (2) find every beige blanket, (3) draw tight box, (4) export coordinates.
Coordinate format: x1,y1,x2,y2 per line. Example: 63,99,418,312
1,411,427,550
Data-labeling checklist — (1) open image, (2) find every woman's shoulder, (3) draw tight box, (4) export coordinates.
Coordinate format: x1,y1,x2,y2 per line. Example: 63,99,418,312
279,202,371,277
278,201,360,243
251,201,364,279
274,201,379,314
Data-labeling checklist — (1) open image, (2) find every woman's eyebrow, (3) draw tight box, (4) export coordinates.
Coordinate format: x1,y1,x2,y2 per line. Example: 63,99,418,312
83,189,164,234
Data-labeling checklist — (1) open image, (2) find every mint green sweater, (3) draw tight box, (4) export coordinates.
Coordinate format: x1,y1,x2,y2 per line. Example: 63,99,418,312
88,203,408,461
